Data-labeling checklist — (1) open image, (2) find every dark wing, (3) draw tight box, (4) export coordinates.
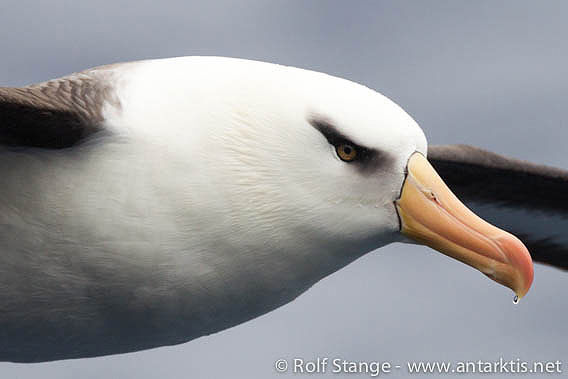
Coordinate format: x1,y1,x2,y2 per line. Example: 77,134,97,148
428,144,568,270
0,68,118,149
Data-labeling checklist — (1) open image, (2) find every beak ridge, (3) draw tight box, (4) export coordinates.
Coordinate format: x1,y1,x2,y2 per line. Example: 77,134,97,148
395,152,534,299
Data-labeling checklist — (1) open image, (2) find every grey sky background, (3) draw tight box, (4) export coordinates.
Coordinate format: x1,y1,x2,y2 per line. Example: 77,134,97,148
1,1,567,378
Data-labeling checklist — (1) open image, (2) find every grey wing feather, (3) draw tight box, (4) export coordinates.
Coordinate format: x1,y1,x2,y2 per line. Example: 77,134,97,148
428,144,568,270
0,66,120,149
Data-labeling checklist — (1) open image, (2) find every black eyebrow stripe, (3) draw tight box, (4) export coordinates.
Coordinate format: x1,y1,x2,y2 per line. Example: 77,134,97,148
307,117,355,147
306,115,396,175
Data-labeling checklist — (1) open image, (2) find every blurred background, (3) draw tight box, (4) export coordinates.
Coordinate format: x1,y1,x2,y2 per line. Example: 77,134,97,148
0,1,566,378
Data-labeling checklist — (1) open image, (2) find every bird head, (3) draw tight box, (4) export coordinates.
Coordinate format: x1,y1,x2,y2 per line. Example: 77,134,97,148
128,57,534,299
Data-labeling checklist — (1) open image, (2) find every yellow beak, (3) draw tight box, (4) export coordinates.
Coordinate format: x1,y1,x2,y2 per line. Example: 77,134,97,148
395,152,534,299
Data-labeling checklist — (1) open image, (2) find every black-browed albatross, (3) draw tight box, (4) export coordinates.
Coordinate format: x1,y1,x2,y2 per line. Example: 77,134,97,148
0,56,562,363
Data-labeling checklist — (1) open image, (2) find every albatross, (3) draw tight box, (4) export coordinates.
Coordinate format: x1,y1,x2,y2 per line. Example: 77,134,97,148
0,56,562,362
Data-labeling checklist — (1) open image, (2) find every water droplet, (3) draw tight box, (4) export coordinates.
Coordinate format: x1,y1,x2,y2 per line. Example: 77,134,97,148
513,295,519,304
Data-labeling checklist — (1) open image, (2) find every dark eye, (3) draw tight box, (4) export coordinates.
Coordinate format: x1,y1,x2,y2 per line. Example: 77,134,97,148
336,143,358,162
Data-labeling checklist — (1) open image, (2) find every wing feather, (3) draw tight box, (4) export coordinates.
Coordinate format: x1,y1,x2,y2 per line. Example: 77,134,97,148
0,67,120,149
428,144,568,270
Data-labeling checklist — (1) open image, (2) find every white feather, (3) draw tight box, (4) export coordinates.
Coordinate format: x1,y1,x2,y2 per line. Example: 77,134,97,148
0,56,426,361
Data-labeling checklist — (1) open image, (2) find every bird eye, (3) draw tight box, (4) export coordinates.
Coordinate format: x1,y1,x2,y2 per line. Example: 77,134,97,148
336,143,358,162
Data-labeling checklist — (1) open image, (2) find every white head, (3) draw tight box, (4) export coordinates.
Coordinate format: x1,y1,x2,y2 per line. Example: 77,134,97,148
193,58,428,255
117,57,425,252
114,56,531,297
213,58,426,246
